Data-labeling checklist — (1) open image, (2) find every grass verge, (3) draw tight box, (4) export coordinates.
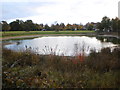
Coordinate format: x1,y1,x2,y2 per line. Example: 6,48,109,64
1,31,95,38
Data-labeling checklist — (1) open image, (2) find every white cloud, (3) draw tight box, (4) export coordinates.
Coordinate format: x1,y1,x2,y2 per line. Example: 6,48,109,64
2,0,119,25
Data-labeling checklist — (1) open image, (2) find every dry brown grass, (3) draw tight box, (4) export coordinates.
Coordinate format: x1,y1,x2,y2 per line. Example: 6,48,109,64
2,47,120,88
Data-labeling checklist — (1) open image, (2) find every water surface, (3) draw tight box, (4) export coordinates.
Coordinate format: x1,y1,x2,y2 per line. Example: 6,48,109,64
4,36,118,56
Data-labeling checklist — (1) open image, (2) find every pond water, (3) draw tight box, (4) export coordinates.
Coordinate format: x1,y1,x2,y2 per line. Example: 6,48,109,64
4,36,118,56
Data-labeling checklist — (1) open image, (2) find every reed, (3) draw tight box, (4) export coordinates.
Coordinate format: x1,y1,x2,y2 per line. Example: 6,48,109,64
2,46,120,88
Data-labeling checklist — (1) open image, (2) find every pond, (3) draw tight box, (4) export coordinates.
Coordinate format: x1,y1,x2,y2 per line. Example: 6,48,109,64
4,36,119,56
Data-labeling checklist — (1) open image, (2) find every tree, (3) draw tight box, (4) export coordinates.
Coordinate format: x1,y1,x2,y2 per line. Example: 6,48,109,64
18,20,25,31
51,24,56,31
51,23,60,31
44,24,50,30
101,16,110,32
96,22,103,30
9,20,23,31
85,23,94,30
118,19,120,35
59,23,65,31
39,24,44,30
55,23,60,31
111,17,119,32
1,21,11,32
24,20,35,31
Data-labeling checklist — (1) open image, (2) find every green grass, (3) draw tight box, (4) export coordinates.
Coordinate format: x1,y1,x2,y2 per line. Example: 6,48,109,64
1,31,95,38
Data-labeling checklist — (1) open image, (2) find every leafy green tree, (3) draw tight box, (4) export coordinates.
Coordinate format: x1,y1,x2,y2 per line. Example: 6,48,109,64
51,23,60,31
18,20,26,31
96,22,103,32
111,17,119,32
51,24,56,31
24,20,35,31
9,20,23,31
32,24,40,31
101,16,111,32
44,24,50,30
1,21,11,32
39,24,44,30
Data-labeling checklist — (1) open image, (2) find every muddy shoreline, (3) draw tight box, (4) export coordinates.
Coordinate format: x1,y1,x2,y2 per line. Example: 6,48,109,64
1,33,120,41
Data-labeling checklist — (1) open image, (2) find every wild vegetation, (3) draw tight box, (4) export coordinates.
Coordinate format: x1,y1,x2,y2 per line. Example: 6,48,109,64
2,46,120,88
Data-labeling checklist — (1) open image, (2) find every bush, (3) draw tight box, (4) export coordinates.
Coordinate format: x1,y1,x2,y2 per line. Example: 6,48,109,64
2,48,39,67
86,47,120,72
2,47,120,88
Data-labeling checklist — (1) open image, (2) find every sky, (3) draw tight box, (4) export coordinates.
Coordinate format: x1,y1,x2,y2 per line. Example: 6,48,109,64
1,0,119,25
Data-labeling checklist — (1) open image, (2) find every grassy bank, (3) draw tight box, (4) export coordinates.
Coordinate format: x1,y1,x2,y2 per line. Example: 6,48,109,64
1,31,95,38
2,47,120,88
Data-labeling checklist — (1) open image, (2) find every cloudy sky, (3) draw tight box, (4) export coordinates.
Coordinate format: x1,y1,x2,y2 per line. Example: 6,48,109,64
1,0,119,25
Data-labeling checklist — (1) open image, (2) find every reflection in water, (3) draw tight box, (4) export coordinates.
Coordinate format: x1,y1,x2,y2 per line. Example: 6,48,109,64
4,36,118,56
96,36,120,44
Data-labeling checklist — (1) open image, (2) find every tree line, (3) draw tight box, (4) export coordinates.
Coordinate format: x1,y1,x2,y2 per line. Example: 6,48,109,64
96,16,120,33
0,16,120,33
0,20,85,31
